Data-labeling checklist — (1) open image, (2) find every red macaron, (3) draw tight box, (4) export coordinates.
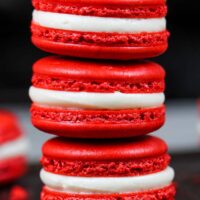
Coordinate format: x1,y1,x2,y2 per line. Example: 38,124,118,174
0,111,28,184
40,136,176,199
31,0,169,60
29,56,166,138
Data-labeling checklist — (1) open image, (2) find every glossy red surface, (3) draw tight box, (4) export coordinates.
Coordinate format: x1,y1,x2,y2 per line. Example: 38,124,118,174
33,56,165,81
42,136,168,160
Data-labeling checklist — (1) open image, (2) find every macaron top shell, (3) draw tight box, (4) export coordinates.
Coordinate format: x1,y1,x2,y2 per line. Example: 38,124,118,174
42,136,168,161
33,0,166,6
41,136,170,176
32,56,165,93
33,56,165,81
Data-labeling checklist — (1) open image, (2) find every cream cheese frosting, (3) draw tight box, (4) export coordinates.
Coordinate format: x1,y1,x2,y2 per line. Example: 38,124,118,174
33,10,166,33
29,86,165,110
40,167,174,194
0,137,29,160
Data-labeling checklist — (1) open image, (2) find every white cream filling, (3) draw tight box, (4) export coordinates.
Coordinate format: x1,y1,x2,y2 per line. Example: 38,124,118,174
33,10,166,33
0,137,29,160
40,167,174,194
29,86,165,110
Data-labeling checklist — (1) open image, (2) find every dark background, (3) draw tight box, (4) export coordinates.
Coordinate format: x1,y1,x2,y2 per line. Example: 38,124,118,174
0,0,198,102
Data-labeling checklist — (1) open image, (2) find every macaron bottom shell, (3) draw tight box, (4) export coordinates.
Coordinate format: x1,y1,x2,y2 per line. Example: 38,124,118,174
41,184,176,200
31,105,165,138
32,36,168,60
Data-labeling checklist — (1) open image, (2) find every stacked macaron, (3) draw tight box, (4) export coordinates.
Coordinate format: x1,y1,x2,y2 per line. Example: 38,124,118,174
31,0,169,60
30,0,176,199
0,111,28,184
40,137,175,199
29,57,166,138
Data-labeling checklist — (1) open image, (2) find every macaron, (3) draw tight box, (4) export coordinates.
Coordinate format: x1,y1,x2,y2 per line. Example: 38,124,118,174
31,0,169,60
29,56,166,138
40,136,176,199
0,111,28,184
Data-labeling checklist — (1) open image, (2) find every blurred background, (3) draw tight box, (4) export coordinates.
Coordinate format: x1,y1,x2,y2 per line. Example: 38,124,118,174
0,0,199,162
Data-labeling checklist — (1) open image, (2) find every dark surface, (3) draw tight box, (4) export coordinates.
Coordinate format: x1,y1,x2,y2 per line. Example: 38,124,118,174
1,152,200,199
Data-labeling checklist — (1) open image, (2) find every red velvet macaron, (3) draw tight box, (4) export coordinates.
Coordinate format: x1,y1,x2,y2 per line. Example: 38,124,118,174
0,111,28,185
40,136,176,199
31,0,169,60
29,56,166,138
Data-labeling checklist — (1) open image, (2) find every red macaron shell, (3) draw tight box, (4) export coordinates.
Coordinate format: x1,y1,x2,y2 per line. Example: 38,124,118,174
31,104,165,138
42,136,168,161
41,136,170,177
33,0,167,18
33,0,166,7
41,154,170,177
32,56,165,93
0,156,27,184
41,184,176,200
31,30,168,60
0,111,22,145
32,24,169,52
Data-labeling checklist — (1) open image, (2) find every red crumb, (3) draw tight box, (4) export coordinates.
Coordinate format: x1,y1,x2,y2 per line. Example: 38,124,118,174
9,186,28,200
